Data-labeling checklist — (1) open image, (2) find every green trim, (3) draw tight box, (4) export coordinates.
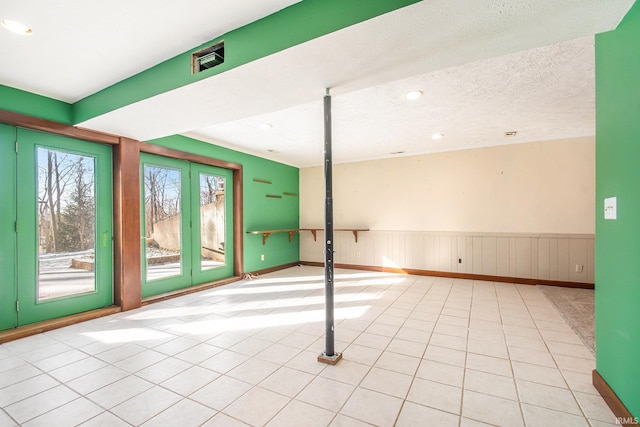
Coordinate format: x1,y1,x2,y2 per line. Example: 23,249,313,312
0,85,73,124
595,0,640,417
73,0,419,123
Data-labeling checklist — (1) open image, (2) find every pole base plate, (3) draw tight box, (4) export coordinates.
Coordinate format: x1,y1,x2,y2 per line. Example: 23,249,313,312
318,352,343,365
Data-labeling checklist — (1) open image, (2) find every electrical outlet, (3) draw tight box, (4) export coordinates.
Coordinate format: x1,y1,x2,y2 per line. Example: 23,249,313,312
261,254,264,261
575,264,584,273
458,258,462,264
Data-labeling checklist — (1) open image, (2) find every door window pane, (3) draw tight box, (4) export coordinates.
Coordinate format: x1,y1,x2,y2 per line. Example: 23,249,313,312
37,148,96,300
199,173,226,270
144,165,182,280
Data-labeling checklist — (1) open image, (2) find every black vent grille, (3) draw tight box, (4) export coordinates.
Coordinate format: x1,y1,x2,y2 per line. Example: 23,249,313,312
192,41,224,73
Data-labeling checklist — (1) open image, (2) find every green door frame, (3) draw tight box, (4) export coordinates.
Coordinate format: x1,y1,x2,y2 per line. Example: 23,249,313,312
15,129,113,326
141,154,235,298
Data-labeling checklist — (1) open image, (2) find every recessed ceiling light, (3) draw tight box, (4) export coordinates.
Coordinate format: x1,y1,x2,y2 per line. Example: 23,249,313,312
1,19,33,36
405,90,423,100
267,149,279,153
504,131,518,137
260,123,273,130
431,133,444,140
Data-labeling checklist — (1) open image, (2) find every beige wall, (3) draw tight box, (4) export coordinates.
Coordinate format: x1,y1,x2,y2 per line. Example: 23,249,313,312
299,137,595,282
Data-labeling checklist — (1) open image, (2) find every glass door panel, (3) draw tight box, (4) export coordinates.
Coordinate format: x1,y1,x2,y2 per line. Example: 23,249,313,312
37,147,97,301
191,163,233,284
198,172,226,271
140,154,191,297
143,164,183,281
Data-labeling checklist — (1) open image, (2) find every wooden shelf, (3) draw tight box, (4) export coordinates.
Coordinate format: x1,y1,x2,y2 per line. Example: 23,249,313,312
300,228,369,243
246,229,299,245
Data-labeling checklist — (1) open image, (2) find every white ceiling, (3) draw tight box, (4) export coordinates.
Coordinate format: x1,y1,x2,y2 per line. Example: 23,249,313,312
1,0,635,167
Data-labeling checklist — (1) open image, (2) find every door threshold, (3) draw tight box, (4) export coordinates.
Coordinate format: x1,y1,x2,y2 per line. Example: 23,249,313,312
0,306,121,344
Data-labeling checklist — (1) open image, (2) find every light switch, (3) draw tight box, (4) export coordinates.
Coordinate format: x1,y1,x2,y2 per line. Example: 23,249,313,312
604,197,617,220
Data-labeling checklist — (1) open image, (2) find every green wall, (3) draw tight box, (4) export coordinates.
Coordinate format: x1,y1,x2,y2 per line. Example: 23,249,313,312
0,85,72,124
0,125,17,330
595,1,640,417
73,0,420,123
149,135,299,273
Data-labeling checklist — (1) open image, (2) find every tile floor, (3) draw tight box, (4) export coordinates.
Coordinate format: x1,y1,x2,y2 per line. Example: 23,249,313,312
0,266,618,426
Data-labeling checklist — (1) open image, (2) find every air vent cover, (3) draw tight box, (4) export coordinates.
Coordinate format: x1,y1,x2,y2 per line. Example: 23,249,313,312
192,41,224,73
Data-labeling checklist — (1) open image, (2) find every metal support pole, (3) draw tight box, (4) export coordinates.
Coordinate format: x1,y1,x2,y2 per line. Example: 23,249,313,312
318,88,342,365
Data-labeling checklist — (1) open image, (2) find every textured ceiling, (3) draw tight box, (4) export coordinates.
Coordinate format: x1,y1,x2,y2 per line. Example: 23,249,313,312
1,0,636,166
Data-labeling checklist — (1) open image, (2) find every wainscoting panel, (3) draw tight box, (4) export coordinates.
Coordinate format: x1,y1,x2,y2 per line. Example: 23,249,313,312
299,230,595,284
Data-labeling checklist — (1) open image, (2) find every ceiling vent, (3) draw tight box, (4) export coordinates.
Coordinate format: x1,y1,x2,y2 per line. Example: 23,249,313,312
192,41,224,74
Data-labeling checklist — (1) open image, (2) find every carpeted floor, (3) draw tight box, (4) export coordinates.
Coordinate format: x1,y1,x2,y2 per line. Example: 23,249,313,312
537,285,595,355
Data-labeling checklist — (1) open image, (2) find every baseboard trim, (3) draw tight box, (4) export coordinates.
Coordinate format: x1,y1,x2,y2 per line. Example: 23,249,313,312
245,262,301,278
299,261,594,289
142,276,242,305
593,370,637,426
0,306,122,344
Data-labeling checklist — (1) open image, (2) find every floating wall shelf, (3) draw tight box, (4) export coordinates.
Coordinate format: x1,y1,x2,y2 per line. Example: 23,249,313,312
247,228,369,245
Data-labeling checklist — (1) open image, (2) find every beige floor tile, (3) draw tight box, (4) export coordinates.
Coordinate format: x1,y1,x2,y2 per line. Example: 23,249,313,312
402,319,435,331
267,400,335,427
190,375,252,411
175,343,224,364
201,413,250,427
152,336,200,355
260,366,315,397
23,397,103,427
512,361,567,388
5,385,79,424
229,337,273,356
462,390,524,426
285,350,328,375
375,351,420,375
507,346,556,368
297,377,355,412
360,367,413,398
199,350,250,374
561,370,600,395
460,417,495,426
223,387,290,426
415,359,464,387
342,343,384,365
352,332,393,350
546,341,594,360
552,354,596,373
78,412,131,427
429,333,467,351
320,359,370,386
114,349,168,373
464,369,518,401
467,328,505,344
385,338,426,358
424,345,466,367
227,357,280,385
279,332,318,350
47,357,108,383
465,353,513,377
521,403,589,427
160,365,220,396
396,401,459,427
365,322,400,337
110,385,182,425
573,391,618,423
86,375,152,409
406,378,462,414
516,380,582,415
340,387,403,426
467,338,509,359
140,398,216,427
395,327,431,343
